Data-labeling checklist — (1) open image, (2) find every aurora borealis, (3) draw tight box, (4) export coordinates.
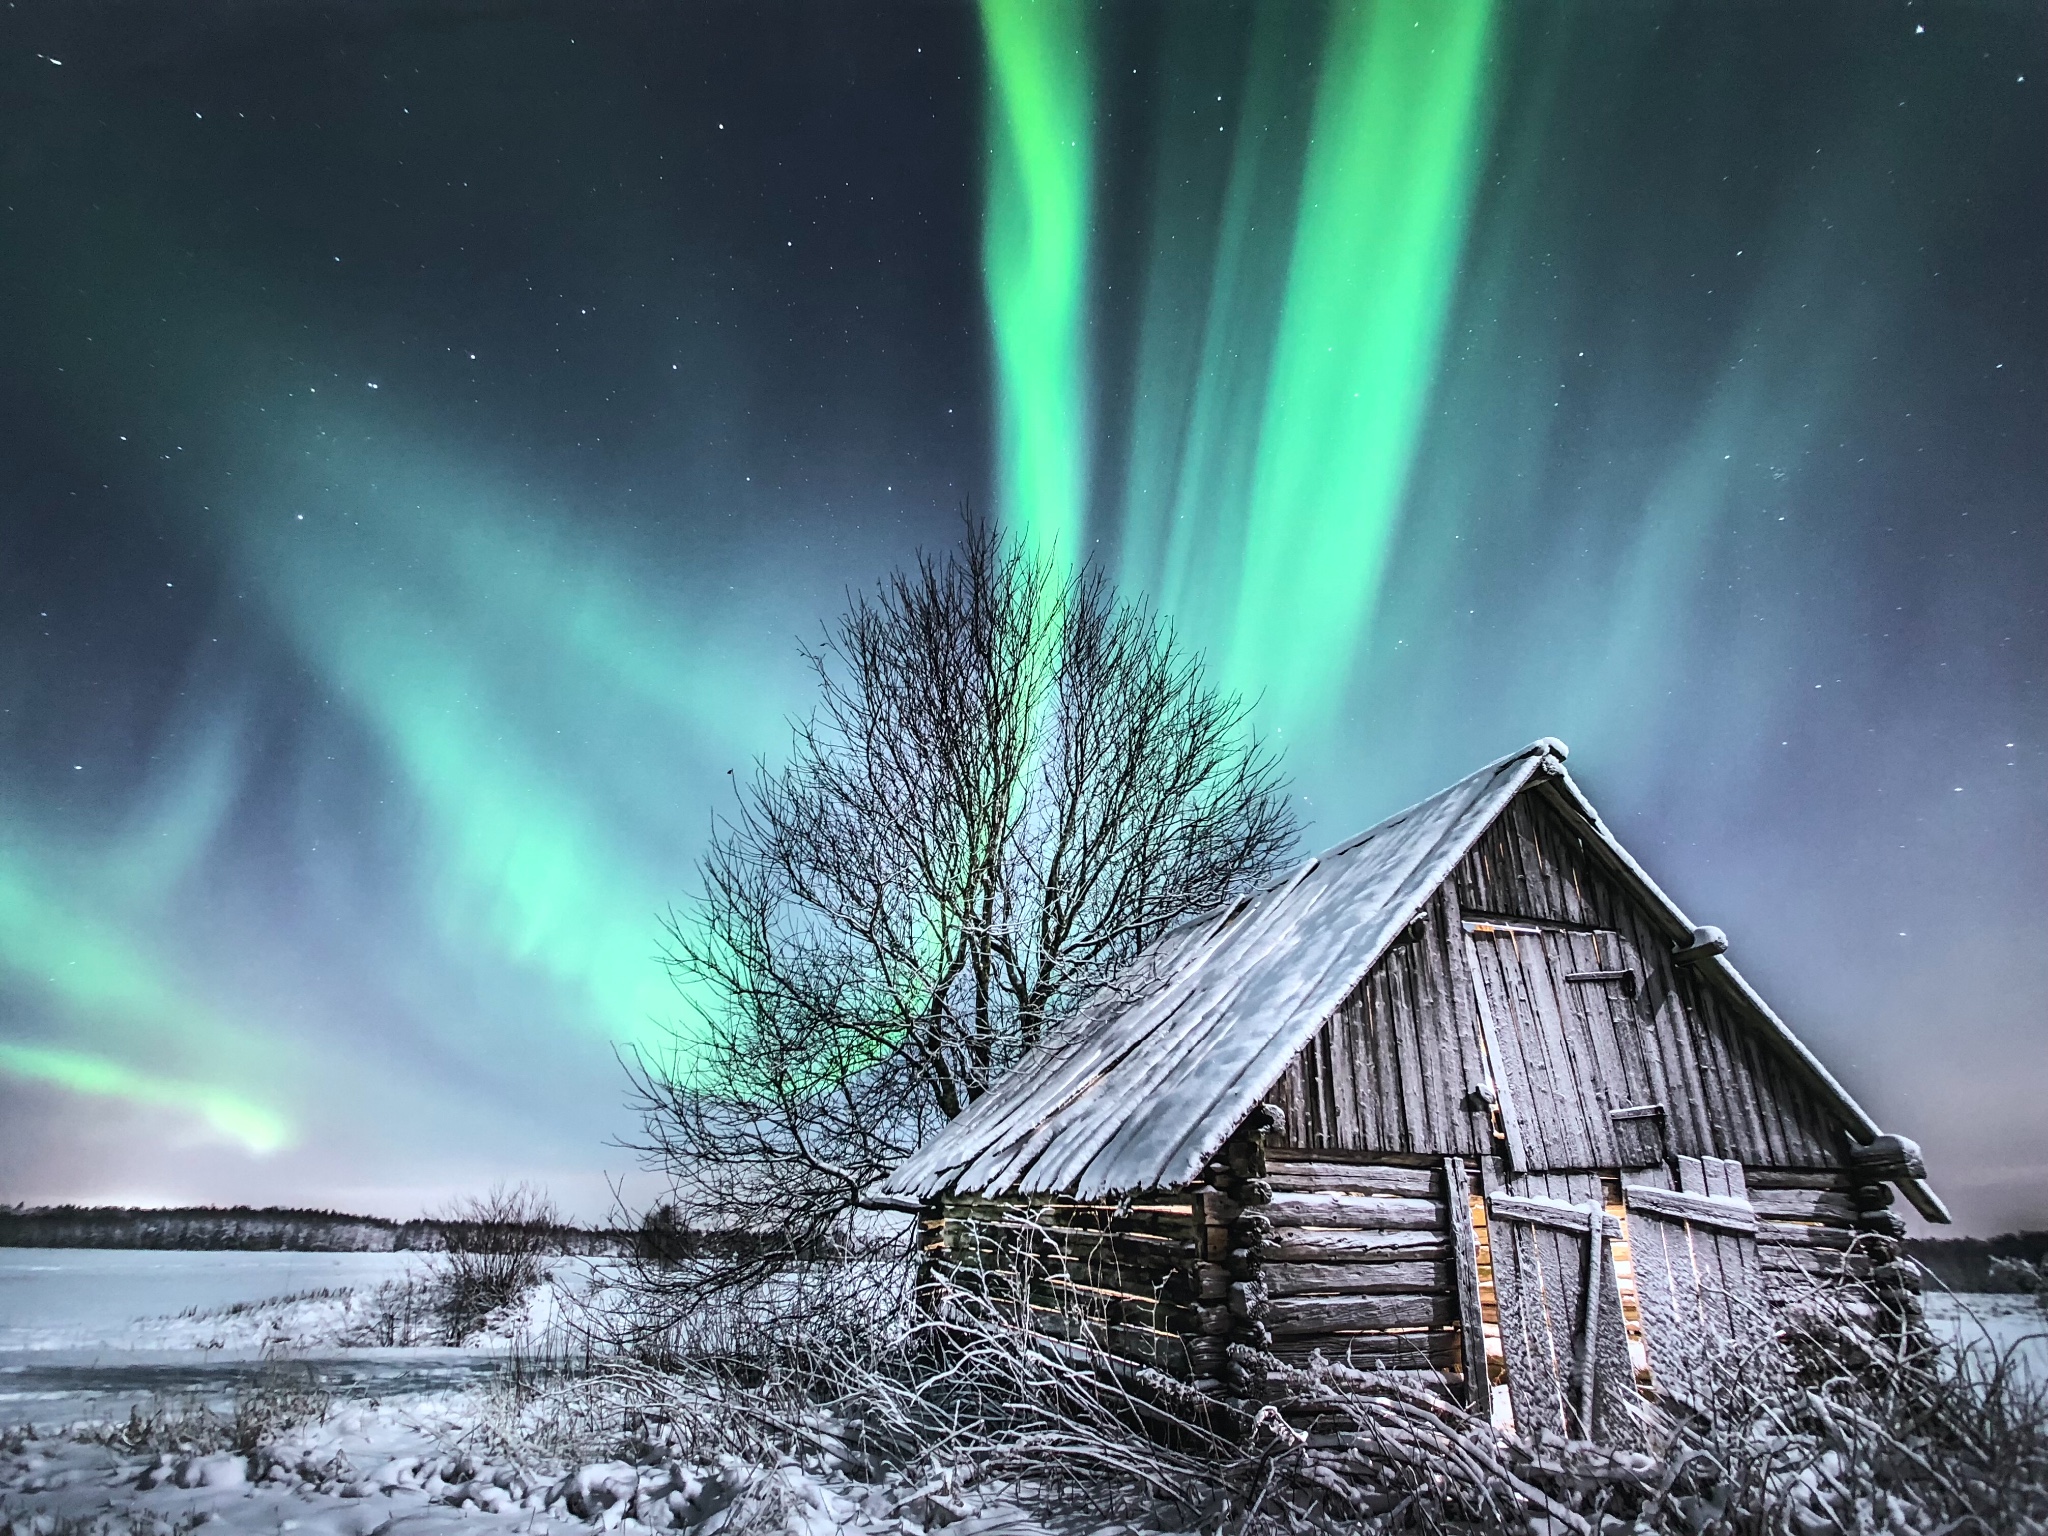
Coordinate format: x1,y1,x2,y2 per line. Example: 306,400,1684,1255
2,3,2041,1231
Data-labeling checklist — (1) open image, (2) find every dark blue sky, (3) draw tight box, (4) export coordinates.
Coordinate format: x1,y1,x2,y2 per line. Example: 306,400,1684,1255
1,2,2041,1232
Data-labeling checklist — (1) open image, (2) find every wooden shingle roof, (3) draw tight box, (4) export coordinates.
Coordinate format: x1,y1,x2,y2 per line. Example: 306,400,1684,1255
884,739,1948,1221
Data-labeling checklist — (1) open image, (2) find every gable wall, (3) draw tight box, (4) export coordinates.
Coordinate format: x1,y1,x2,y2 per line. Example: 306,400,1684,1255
1267,882,1494,1158
1270,784,1850,1170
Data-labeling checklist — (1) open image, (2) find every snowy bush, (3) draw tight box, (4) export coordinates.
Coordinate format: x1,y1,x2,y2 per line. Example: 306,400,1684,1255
429,1184,561,1344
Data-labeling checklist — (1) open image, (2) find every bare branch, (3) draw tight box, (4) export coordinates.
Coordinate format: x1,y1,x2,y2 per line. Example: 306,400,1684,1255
624,526,1299,1310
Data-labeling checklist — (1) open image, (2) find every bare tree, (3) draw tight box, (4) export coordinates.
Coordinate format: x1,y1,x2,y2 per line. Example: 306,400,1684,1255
626,529,1298,1304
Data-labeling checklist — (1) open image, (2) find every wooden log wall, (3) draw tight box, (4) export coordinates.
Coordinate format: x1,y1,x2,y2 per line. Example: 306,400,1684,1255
1744,1168,1921,1319
1222,1147,1466,1402
922,1188,1229,1385
920,1125,1475,1407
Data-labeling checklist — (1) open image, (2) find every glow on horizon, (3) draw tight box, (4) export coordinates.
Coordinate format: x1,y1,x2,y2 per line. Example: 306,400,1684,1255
0,825,300,1153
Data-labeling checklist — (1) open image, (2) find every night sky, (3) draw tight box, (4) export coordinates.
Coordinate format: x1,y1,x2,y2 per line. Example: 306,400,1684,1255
2,2,2041,1233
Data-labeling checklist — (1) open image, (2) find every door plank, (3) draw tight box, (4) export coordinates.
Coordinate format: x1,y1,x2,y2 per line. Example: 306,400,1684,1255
1445,1157,1492,1422
1464,933,1532,1171
1622,1175,1767,1414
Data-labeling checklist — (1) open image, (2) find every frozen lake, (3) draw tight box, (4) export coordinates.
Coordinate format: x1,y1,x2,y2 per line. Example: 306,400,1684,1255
0,1248,2039,1433
0,1248,426,1351
0,1249,514,1429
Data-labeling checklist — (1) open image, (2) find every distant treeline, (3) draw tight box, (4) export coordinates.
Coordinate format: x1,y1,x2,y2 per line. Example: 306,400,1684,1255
1905,1231,2048,1293
0,1204,628,1254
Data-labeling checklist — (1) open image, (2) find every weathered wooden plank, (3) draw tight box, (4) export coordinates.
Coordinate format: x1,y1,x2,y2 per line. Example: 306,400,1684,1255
1494,1212,1569,1434
1445,1156,1493,1422
993,1224,1197,1262
1464,932,1533,1172
1019,1306,1193,1374
1687,983,1748,1161
1439,880,1496,1162
942,1201,1197,1240
1384,945,1434,1154
944,1193,1195,1217
1015,1278,1220,1336
1748,1187,1858,1223
1726,1007,1785,1167
1263,1330,1465,1370
1691,985,1762,1163
1273,1058,1311,1157
1310,1026,1339,1152
1406,903,1451,1154
1559,931,1634,1146
1264,1292,1457,1336
1572,1201,1605,1436
1262,1260,1454,1298
1626,1205,1688,1398
1744,1168,1854,1192
1602,956,1669,1131
1758,1246,1873,1280
1501,927,1573,1167
1758,1220,1859,1251
1258,1227,1451,1264
1332,988,1368,1149
933,1252,1188,1311
1549,929,1626,1167
936,1218,1192,1273
1261,1159,1442,1198
1503,927,1593,1168
1620,1184,1758,1235
936,1229,1196,1291
1647,936,1719,1158
1264,1192,1444,1231
1488,1194,1623,1238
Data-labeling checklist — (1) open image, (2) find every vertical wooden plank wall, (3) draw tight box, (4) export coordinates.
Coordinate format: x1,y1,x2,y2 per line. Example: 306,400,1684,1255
1266,884,1494,1160
1274,781,1856,1171
1441,786,1859,1171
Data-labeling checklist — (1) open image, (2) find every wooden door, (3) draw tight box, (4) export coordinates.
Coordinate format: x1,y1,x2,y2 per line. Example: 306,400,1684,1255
1622,1156,1768,1412
1484,1173,1640,1442
1464,922,1667,1173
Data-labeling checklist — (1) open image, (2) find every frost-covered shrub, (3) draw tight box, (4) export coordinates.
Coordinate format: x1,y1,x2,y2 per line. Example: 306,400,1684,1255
1991,1254,2048,1307
430,1185,560,1344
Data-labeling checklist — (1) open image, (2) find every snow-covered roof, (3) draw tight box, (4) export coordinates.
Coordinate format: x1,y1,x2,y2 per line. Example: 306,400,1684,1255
883,738,1947,1221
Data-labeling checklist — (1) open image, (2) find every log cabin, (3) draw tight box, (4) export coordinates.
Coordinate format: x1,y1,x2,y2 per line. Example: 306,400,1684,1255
883,739,1948,1440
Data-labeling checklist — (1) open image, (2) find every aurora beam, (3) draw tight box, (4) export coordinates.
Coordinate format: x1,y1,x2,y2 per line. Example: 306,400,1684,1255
980,0,1093,565
1226,0,1495,722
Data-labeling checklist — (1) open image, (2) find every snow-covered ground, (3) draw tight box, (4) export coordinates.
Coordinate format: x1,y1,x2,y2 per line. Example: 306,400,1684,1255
1923,1290,2048,1383
0,1250,1074,1536
2,1250,2039,1536
0,1388,1036,1536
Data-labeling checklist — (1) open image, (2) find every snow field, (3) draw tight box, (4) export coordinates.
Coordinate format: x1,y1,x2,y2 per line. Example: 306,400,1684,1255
1,1388,1069,1536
